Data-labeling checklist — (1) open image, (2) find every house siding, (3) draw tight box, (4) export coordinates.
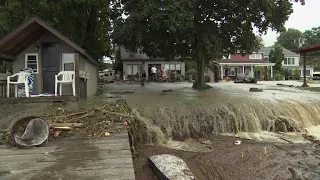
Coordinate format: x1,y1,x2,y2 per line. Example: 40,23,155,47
14,32,79,95
123,60,185,79
80,55,98,97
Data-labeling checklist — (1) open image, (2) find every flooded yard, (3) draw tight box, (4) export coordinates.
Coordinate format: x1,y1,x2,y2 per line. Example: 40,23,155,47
106,81,320,179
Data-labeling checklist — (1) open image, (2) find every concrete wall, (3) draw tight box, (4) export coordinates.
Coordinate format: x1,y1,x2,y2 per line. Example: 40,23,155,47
80,55,98,97
122,60,185,79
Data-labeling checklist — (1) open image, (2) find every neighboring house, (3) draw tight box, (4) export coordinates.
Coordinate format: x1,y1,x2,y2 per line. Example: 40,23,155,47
260,47,313,77
0,17,99,98
219,52,275,80
115,46,185,80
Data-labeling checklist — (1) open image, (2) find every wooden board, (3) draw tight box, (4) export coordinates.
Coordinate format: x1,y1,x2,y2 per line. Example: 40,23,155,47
0,132,135,180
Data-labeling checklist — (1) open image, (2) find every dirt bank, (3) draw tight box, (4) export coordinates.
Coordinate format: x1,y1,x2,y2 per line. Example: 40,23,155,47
133,136,320,180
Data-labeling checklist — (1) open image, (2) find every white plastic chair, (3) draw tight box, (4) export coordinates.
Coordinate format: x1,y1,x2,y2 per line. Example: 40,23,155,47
7,72,30,98
55,71,75,96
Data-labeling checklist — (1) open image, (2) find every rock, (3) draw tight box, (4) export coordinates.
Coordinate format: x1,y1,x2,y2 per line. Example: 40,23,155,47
273,175,281,180
288,167,303,180
162,89,173,93
249,88,263,92
149,154,195,180
201,140,211,145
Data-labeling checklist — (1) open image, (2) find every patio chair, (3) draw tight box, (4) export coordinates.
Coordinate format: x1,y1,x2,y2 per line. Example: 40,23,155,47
7,72,30,98
55,71,75,96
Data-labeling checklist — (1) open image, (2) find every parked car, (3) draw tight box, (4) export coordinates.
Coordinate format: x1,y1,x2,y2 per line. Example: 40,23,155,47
234,73,257,83
312,72,320,80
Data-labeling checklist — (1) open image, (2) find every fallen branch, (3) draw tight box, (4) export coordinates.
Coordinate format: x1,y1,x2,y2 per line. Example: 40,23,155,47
273,144,294,156
50,123,84,128
96,108,136,118
65,111,89,117
280,137,294,144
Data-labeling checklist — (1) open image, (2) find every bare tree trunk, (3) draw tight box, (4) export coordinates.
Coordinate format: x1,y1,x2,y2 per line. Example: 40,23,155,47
193,57,206,89
83,5,97,49
192,38,208,89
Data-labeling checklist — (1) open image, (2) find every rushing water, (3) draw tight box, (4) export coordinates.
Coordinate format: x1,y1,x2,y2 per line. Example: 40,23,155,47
107,82,320,143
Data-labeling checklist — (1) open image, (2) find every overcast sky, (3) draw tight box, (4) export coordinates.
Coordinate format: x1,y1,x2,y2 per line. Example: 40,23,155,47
261,0,319,47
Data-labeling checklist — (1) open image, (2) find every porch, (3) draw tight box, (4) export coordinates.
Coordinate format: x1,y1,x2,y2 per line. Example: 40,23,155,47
219,63,275,80
0,80,79,103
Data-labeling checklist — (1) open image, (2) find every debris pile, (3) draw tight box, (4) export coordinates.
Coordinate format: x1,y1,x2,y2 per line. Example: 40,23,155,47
42,99,134,139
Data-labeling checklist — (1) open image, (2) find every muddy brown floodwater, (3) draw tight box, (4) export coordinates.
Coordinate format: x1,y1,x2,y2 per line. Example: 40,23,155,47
105,82,320,180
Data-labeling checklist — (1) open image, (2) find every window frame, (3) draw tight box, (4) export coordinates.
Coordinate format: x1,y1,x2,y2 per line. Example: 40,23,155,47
62,53,76,71
25,53,39,74
249,53,262,59
126,64,139,75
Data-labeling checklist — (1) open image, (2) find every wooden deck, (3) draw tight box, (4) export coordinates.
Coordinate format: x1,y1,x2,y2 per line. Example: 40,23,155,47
0,96,78,104
0,132,135,180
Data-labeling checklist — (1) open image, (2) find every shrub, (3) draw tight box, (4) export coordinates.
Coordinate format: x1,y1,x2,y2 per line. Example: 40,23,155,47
293,70,301,80
186,69,197,79
274,73,282,80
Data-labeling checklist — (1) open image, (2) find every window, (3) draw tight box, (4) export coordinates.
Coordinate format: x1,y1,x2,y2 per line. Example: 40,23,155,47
126,64,139,75
249,53,262,59
165,64,170,70
284,57,295,65
165,64,181,71
301,70,311,76
229,68,236,76
25,53,39,74
62,53,75,71
222,55,231,59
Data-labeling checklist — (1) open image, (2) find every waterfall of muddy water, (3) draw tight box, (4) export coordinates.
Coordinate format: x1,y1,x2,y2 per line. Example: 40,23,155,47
126,90,320,145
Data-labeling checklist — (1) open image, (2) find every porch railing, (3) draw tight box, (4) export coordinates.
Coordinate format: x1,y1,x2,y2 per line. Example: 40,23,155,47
0,81,14,98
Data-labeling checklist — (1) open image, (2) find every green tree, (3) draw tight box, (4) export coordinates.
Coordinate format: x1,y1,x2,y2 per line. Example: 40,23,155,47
114,0,304,89
302,27,320,71
0,0,117,60
255,36,264,49
269,44,284,73
276,28,303,50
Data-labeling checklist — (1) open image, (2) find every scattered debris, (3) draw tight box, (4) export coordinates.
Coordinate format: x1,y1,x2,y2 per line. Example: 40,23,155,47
110,91,134,95
54,131,61,138
104,132,110,137
276,84,294,87
148,154,195,180
52,126,72,131
234,140,241,145
50,123,84,128
162,89,173,93
249,88,263,92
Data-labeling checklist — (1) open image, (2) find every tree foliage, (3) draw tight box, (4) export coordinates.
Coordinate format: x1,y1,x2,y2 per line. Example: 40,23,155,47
276,28,303,50
269,44,284,73
114,0,303,88
0,0,117,60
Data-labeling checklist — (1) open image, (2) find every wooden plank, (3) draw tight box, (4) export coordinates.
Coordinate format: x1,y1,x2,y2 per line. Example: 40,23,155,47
0,149,132,161
1,158,134,170
0,132,135,180
4,169,135,180
0,143,130,156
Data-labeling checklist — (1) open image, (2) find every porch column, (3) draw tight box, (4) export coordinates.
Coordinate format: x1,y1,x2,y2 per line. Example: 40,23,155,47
250,65,253,77
242,66,245,73
270,66,273,78
220,65,224,79
302,52,308,87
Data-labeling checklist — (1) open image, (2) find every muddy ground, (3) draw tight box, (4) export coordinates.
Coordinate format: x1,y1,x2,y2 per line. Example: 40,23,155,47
133,136,320,180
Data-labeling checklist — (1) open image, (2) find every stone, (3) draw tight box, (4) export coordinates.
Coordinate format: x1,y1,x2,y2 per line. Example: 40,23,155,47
149,154,195,180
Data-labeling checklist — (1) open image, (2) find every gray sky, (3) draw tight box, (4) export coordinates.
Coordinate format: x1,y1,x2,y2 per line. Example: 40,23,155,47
261,0,319,47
